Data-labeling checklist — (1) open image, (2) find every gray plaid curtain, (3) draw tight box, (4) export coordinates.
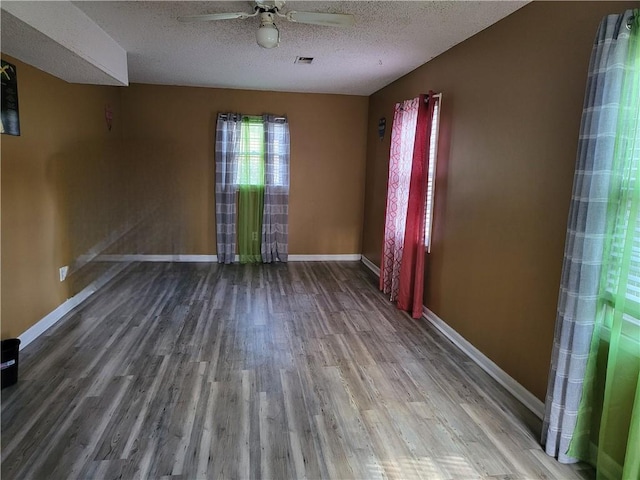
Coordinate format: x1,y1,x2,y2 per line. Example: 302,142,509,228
215,113,241,264
542,11,634,463
262,114,290,263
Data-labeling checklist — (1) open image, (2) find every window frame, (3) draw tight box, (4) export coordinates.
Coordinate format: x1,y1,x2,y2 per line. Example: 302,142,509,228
236,116,265,188
425,93,442,253
269,119,288,188
234,116,288,189
598,104,640,349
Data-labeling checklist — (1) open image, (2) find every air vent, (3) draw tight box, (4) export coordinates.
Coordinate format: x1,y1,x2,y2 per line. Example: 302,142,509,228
294,56,314,65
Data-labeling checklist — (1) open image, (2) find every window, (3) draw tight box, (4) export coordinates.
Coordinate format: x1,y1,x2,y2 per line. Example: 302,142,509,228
215,112,290,264
380,93,440,317
601,133,640,343
237,117,265,187
235,116,288,188
269,121,288,188
424,94,441,253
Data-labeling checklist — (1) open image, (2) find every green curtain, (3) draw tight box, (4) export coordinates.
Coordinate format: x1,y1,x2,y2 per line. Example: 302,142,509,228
237,117,264,263
568,12,640,480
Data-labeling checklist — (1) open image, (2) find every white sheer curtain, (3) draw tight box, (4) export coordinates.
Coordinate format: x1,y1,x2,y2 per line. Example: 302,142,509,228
215,113,241,264
261,114,290,263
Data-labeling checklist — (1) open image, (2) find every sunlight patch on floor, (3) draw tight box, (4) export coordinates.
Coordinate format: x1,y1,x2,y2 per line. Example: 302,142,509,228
368,456,444,479
438,454,481,478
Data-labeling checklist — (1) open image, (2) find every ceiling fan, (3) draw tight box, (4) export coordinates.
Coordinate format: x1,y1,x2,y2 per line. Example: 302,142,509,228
178,0,355,49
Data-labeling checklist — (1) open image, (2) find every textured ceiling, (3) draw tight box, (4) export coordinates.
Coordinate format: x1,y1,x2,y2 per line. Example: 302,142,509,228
70,1,528,95
1,1,128,86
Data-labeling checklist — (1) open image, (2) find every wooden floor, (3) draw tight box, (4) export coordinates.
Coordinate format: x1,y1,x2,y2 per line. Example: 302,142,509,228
1,261,593,480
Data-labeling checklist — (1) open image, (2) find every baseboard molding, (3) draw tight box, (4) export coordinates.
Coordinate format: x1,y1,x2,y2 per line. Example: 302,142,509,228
360,254,544,419
360,255,380,276
287,254,361,262
18,263,128,350
98,254,218,262
70,210,155,276
97,254,362,263
423,307,545,419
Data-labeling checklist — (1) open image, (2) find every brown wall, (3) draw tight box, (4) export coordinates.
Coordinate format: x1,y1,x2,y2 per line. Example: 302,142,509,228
119,84,369,256
6,0,625,403
361,1,637,400
1,63,368,338
1,55,123,338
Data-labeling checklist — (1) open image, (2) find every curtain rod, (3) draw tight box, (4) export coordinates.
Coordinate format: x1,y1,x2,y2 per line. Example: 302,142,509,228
218,114,286,121
398,93,441,111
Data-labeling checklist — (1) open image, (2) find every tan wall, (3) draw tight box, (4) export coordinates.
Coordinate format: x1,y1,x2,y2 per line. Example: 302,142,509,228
1,55,123,338
120,84,369,256
2,65,368,338
361,1,638,400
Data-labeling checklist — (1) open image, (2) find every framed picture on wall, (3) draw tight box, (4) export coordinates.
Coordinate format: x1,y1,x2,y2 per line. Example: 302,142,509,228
1,59,20,136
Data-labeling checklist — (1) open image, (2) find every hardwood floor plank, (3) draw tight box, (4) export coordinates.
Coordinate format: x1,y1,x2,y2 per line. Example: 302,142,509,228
171,362,208,475
280,369,323,480
195,381,218,479
362,407,432,480
1,261,594,479
118,355,171,460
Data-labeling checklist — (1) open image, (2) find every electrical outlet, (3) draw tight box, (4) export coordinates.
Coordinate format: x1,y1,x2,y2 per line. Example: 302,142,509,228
59,266,69,282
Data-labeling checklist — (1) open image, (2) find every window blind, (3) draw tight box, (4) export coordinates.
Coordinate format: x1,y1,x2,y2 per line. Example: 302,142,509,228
425,95,441,252
602,125,640,338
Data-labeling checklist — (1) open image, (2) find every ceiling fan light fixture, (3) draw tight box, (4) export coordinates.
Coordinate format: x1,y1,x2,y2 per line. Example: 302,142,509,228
256,13,279,48
179,2,355,49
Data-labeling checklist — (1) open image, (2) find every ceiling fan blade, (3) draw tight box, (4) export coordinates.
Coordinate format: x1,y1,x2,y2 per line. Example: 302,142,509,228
178,12,251,22
286,11,355,27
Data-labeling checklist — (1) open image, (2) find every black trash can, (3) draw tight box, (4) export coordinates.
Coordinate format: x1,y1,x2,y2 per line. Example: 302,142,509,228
1,338,21,389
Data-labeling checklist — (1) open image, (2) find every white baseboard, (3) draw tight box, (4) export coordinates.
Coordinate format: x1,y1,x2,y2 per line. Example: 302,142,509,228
98,254,218,262
423,307,545,419
69,210,155,276
287,254,361,262
360,254,544,419
18,263,129,350
361,255,380,276
97,254,362,263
